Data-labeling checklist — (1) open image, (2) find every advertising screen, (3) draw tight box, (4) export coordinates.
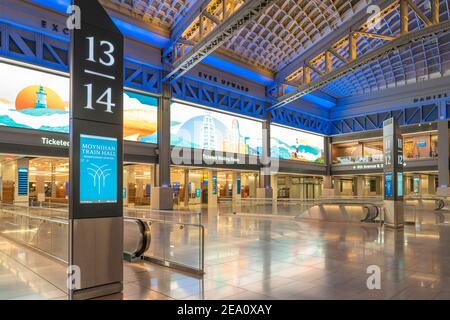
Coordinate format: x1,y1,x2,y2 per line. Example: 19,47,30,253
413,177,420,193
0,62,158,142
397,172,403,197
79,134,118,204
123,91,158,143
171,102,262,155
385,172,393,198
271,125,325,163
0,62,70,133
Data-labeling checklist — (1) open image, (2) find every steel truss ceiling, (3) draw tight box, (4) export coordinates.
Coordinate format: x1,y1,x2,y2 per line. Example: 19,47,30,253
271,0,450,109
101,0,449,107
163,0,277,82
320,0,450,98
222,0,362,73
104,0,193,27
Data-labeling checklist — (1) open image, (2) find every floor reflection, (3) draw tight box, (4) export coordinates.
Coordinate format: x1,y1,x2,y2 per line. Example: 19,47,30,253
1,204,450,300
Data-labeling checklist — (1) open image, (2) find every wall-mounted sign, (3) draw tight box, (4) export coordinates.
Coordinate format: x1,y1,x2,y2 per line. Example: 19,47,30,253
79,134,118,204
416,141,427,148
41,19,70,36
41,137,70,147
197,71,250,93
352,164,384,170
203,153,242,164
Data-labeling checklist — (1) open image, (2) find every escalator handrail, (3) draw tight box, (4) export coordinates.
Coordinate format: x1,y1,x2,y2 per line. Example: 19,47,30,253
361,205,380,223
435,199,445,211
124,218,151,259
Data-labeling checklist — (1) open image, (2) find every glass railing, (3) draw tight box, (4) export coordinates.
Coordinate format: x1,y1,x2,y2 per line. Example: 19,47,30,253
0,204,68,262
333,155,384,165
218,198,317,217
125,208,204,274
0,204,205,274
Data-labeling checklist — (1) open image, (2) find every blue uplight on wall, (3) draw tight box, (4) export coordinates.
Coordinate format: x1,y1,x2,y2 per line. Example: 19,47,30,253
203,55,274,87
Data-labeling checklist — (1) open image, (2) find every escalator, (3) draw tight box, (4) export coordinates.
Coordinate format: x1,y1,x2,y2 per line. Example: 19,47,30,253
361,205,380,223
124,218,151,261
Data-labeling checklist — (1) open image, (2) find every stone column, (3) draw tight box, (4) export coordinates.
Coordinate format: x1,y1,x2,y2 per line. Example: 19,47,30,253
152,77,174,210
36,175,46,203
183,169,190,208
333,177,340,196
437,119,450,196
420,175,429,195
271,174,278,199
126,168,136,207
257,111,273,199
376,176,382,195
0,163,2,203
428,175,436,195
356,176,365,197
322,175,334,198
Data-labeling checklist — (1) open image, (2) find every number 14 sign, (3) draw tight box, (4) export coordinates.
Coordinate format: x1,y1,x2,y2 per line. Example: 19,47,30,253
70,0,123,126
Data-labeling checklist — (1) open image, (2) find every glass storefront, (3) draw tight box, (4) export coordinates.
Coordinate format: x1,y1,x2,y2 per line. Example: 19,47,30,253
331,173,439,197
124,164,154,207
333,132,438,165
331,175,383,197
404,173,438,196
273,174,323,199
170,167,260,207
332,140,384,165
403,133,438,159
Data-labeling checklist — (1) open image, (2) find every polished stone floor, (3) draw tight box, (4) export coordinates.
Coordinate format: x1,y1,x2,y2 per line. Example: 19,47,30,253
1,205,450,300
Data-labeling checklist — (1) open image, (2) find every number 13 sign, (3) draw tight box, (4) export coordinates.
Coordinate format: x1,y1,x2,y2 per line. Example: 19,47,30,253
70,0,123,126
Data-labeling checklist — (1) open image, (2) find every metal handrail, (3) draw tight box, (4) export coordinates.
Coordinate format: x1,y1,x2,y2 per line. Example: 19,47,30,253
0,206,68,225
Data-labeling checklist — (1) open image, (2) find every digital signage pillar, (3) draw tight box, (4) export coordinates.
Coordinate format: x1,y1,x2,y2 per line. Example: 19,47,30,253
69,0,124,300
383,118,404,229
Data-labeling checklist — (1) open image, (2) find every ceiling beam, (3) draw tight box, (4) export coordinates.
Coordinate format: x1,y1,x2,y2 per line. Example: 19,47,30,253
332,76,450,120
163,0,276,82
166,0,211,55
269,20,450,111
276,0,393,82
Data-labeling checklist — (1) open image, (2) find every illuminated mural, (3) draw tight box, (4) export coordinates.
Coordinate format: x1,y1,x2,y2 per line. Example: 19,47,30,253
271,125,325,164
0,62,158,143
123,91,158,144
0,62,70,132
171,102,262,155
